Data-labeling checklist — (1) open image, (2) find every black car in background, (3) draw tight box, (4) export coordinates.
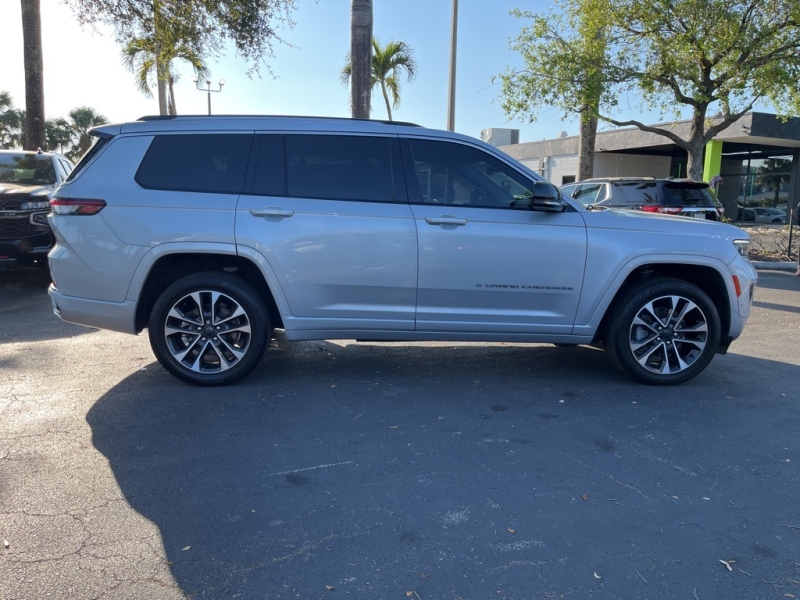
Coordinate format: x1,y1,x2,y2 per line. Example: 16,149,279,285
560,177,723,221
0,150,73,276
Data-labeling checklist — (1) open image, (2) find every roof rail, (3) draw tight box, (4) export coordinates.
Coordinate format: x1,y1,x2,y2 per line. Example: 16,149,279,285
135,114,421,127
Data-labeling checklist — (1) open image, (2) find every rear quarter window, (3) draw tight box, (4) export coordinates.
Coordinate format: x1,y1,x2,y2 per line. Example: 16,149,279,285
135,134,253,194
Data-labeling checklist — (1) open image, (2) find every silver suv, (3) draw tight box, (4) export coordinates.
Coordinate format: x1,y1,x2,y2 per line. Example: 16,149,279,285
48,116,756,386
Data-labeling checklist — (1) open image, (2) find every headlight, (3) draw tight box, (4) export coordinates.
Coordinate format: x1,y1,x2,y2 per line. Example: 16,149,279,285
20,200,51,210
733,239,750,258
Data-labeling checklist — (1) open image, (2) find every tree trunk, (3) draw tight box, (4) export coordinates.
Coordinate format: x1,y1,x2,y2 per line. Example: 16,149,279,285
350,0,373,119
686,106,709,182
156,61,168,115
772,187,780,208
168,76,177,115
380,81,392,121
20,0,46,150
577,108,597,181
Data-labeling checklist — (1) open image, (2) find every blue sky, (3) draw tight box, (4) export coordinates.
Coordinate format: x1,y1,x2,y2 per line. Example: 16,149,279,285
4,0,668,143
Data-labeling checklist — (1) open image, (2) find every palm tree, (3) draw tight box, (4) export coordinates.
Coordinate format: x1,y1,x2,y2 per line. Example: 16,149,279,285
349,0,373,119
66,107,109,161
122,37,210,115
0,92,24,149
46,117,73,155
755,158,792,208
21,0,46,150
342,39,417,121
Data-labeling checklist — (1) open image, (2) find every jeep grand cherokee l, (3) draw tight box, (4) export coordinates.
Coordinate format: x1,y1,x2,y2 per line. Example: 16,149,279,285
0,149,73,275
47,116,756,386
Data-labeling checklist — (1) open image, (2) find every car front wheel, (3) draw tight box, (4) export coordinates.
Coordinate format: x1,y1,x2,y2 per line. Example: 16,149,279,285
604,277,721,385
148,272,271,386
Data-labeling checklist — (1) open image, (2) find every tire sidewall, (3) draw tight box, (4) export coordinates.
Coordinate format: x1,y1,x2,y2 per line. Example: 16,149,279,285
148,273,270,386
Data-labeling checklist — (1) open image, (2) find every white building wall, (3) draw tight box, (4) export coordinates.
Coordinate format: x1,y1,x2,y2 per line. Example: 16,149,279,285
517,157,540,174
544,155,579,184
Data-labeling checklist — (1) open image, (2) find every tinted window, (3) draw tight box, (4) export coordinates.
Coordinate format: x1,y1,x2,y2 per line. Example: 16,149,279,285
405,139,535,209
617,182,657,205
662,184,714,206
251,135,286,196
285,135,394,202
136,134,252,194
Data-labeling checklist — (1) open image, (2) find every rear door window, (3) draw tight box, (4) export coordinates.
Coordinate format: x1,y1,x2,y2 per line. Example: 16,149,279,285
136,134,253,194
284,135,399,202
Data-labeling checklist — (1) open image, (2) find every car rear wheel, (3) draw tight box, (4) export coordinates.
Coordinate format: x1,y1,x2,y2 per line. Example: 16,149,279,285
604,277,721,385
148,272,271,386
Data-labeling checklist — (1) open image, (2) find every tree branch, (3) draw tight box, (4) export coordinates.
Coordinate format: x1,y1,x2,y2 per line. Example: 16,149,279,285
598,116,690,149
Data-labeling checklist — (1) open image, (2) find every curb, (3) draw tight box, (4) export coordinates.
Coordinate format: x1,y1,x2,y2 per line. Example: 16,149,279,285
750,261,798,272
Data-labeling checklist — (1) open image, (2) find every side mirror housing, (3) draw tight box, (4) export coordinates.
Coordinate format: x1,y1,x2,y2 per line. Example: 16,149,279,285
531,181,565,212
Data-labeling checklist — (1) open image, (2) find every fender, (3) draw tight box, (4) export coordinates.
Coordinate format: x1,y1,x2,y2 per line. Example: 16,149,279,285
572,253,736,336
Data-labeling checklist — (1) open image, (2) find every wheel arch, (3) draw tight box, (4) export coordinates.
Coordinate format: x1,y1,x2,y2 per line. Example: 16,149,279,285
594,262,732,345
133,250,285,334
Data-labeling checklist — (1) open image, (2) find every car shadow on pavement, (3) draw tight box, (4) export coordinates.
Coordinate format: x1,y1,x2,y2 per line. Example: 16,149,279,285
87,338,800,598
754,270,800,292
0,268,96,343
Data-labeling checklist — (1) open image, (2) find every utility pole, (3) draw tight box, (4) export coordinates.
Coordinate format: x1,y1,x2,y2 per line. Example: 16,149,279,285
446,0,458,132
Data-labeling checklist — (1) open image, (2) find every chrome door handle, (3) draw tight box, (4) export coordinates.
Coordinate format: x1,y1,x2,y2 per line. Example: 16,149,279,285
424,216,468,226
249,207,295,218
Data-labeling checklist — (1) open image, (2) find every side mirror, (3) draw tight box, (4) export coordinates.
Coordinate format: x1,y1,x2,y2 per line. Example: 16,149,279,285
531,181,565,212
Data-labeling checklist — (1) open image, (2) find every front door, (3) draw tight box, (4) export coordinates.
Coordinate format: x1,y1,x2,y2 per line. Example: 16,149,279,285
402,138,587,335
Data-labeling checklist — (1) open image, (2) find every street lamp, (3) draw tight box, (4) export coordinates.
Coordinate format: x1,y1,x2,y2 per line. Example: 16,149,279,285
192,77,226,115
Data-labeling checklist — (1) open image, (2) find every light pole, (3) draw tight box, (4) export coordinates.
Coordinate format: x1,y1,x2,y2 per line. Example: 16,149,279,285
192,77,226,115
446,0,458,131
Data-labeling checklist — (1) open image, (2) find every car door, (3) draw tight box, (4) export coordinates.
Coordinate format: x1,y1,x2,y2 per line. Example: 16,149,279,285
235,133,418,332
401,137,587,335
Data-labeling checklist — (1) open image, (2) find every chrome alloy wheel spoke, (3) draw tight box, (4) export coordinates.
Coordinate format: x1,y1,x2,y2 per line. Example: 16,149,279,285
630,294,708,375
164,289,252,374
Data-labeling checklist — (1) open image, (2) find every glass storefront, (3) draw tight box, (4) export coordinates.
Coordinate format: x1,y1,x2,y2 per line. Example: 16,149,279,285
716,153,793,223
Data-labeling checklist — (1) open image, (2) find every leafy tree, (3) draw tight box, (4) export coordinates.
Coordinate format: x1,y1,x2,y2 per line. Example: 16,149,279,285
342,38,417,121
755,158,792,208
498,0,612,180
64,0,297,79
122,36,210,115
502,0,800,182
21,0,46,150
349,0,373,119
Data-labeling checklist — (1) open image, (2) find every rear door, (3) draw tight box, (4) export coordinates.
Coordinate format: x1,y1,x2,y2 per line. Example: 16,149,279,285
235,133,418,332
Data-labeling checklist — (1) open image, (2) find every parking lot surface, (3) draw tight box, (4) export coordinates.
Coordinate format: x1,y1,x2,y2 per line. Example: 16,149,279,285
1,268,799,599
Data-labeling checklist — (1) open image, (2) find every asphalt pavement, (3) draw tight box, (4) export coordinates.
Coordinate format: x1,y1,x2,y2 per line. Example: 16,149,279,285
1,267,799,599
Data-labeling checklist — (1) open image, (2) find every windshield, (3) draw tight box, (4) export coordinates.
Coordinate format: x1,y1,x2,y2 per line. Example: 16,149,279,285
0,154,57,185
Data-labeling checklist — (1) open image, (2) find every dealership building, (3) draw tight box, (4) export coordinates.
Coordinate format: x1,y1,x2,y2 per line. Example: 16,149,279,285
487,112,800,219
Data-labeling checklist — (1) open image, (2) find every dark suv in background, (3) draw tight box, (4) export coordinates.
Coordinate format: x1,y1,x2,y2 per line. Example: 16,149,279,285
0,149,73,276
560,177,723,221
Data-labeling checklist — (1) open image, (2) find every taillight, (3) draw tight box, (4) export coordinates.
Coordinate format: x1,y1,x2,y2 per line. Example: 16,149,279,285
50,198,107,215
640,205,682,215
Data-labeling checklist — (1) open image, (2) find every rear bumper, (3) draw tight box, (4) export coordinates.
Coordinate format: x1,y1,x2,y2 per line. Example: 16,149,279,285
48,285,138,335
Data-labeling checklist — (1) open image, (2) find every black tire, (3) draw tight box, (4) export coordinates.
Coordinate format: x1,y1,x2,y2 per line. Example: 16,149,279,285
148,272,271,386
603,277,721,385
